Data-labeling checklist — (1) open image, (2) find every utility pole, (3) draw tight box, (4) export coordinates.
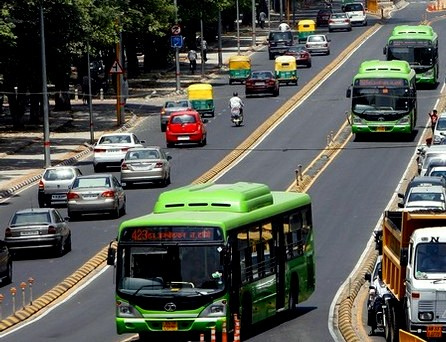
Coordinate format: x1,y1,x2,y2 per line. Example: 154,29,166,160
236,0,241,54
252,0,256,47
87,42,94,144
218,10,223,68
40,4,50,168
200,17,205,77
174,0,180,91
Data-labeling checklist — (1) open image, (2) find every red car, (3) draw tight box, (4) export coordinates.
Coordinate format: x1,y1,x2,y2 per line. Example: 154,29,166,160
284,46,312,68
165,110,208,147
245,71,280,97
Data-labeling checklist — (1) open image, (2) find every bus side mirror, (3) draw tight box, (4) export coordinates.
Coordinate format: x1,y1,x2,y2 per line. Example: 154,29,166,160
107,241,116,266
400,248,408,267
383,46,387,55
346,88,351,98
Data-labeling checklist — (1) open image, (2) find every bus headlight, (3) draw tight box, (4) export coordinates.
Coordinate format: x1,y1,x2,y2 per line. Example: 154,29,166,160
418,312,434,321
199,299,227,317
116,300,143,318
424,68,434,76
352,116,364,124
398,117,410,125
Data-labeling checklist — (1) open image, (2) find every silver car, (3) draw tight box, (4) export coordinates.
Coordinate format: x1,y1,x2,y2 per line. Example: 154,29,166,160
305,34,331,55
93,133,145,172
67,174,126,220
328,13,352,32
120,147,172,187
160,100,193,132
5,208,71,257
38,166,83,208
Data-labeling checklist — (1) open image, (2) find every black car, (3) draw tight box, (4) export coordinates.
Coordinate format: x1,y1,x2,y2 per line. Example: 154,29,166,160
316,9,333,27
267,31,294,60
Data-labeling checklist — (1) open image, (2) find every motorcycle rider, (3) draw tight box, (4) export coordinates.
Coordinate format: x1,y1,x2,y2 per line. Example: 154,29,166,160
229,92,244,119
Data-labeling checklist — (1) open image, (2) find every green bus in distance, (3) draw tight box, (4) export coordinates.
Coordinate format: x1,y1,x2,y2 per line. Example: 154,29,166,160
346,60,417,136
107,182,315,340
384,25,439,86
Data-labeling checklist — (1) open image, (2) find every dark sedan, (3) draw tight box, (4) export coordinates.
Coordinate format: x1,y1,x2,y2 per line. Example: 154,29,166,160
4,208,71,257
284,45,312,68
316,8,333,27
245,71,280,97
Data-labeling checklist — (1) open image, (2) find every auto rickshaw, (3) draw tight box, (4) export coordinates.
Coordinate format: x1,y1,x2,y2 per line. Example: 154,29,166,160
187,83,215,117
228,55,251,84
297,19,316,43
275,56,298,85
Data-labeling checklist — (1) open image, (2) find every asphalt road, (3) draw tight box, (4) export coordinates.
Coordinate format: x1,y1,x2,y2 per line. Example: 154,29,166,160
1,2,444,342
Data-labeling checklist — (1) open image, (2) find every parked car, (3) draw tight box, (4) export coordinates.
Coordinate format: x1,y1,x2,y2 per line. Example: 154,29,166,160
0,240,12,285
245,70,280,97
328,12,352,32
305,34,331,55
416,144,446,175
4,208,71,257
93,133,145,172
342,2,367,26
165,110,208,148
427,166,446,179
284,45,312,68
38,166,83,208
433,112,446,144
398,176,446,205
120,147,172,187
67,174,126,219
267,30,294,60
160,99,193,132
399,185,446,210
316,8,333,27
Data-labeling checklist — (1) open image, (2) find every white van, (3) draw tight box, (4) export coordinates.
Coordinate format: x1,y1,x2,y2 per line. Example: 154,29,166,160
342,2,367,26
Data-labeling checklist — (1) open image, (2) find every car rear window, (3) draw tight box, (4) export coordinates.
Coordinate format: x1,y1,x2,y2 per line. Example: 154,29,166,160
11,212,51,225
308,36,325,42
269,32,293,41
44,169,75,181
99,135,131,144
73,177,111,188
345,4,363,11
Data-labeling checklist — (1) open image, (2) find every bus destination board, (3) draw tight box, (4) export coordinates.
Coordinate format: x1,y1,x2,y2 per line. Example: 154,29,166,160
355,78,407,87
122,226,222,242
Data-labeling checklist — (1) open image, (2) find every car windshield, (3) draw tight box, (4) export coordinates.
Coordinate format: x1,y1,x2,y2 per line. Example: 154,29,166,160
251,72,273,79
11,212,50,226
408,192,444,202
44,169,75,181
308,36,325,42
73,177,111,188
99,135,131,144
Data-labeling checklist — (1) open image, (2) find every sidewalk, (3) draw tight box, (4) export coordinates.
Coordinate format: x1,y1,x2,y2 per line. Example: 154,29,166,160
0,27,268,199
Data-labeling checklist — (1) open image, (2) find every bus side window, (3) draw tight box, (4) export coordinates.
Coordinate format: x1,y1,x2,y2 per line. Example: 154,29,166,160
249,225,262,280
238,229,251,283
286,212,304,259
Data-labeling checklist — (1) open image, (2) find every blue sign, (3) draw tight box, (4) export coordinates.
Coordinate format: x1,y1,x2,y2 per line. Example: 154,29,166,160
171,35,183,48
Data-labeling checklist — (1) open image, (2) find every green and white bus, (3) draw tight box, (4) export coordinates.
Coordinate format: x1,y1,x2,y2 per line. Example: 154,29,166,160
383,25,439,86
108,182,315,340
346,60,417,135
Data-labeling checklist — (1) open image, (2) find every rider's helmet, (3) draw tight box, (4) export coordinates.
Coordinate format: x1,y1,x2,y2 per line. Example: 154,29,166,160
233,92,238,97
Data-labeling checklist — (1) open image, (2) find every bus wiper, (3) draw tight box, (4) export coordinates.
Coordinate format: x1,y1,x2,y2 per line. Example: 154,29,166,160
132,284,162,296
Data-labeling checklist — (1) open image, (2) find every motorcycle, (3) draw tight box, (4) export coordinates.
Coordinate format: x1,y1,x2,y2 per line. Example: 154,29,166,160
231,106,243,126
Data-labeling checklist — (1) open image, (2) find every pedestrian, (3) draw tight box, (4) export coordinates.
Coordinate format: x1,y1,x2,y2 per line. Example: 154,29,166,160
278,22,290,32
187,49,197,74
259,11,267,29
201,39,208,62
429,109,439,133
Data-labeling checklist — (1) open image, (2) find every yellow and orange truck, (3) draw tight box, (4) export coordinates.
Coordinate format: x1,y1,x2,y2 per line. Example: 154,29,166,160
377,210,446,342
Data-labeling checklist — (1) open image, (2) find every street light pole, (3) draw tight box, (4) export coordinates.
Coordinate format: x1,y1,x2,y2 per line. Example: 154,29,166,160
252,0,256,47
86,42,94,144
218,10,223,68
200,17,204,77
236,0,241,55
174,0,180,91
40,4,51,168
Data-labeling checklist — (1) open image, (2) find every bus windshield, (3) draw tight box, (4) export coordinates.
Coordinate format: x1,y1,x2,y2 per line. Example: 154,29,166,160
352,87,411,114
388,46,434,67
117,245,225,296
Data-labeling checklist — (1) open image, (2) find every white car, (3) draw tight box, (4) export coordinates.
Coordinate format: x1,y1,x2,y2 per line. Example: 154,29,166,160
342,2,367,26
93,133,145,172
399,185,446,211
417,144,446,175
433,112,446,144
428,166,446,179
305,34,330,55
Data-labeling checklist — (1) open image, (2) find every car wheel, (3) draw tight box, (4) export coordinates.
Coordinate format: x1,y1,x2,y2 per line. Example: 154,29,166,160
348,27,352,31
273,88,279,97
54,240,64,257
229,79,233,85
120,199,126,216
111,205,120,219
38,199,45,208
93,164,102,173
328,28,332,32
161,124,166,132
326,50,330,55
4,260,12,284
307,62,312,68
64,233,72,253
68,210,79,221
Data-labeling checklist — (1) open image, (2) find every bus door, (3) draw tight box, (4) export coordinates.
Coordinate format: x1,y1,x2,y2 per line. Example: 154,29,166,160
275,219,286,310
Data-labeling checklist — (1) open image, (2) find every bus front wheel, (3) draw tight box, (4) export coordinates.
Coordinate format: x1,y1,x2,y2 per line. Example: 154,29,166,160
289,278,299,314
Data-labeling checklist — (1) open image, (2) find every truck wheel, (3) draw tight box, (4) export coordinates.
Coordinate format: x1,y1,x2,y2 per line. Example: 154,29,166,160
384,304,399,342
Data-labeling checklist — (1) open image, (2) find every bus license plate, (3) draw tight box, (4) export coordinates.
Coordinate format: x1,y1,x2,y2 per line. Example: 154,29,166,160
162,321,178,331
377,126,386,132
427,325,442,338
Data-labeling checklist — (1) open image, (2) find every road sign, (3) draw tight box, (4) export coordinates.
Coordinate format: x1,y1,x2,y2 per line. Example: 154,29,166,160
109,60,124,74
171,25,181,35
171,35,183,48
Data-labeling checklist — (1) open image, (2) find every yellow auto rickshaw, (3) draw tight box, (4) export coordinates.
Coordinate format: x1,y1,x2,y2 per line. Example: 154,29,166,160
228,55,251,85
275,56,298,85
297,19,316,43
187,83,215,117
